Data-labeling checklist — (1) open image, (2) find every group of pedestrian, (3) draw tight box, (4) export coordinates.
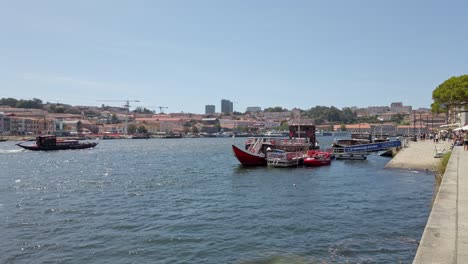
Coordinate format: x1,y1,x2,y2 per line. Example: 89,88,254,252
452,129,468,151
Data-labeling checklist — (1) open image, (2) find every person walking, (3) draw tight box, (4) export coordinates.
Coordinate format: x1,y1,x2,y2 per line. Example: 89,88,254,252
464,130,468,151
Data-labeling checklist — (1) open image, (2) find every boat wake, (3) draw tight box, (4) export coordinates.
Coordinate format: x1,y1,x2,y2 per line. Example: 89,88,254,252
0,149,25,154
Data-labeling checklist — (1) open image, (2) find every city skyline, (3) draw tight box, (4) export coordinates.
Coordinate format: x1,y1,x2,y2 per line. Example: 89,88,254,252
1,1,467,114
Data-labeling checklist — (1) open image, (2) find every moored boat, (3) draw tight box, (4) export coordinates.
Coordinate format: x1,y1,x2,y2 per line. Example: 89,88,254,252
266,150,304,167
232,124,317,166
303,150,331,166
17,135,98,151
232,144,268,166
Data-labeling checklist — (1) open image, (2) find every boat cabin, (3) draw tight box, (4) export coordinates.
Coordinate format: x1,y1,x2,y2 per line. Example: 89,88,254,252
36,135,57,147
288,124,316,148
333,138,371,147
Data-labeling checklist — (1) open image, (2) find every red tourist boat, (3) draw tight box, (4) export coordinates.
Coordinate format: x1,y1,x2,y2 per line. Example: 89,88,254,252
232,124,317,166
17,135,98,151
303,150,332,166
232,144,268,166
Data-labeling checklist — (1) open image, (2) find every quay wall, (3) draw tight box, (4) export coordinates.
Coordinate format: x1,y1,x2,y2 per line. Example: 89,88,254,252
413,146,468,263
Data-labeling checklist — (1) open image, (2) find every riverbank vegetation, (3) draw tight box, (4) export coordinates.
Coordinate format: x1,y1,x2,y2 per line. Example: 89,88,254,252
431,74,468,115
435,151,452,192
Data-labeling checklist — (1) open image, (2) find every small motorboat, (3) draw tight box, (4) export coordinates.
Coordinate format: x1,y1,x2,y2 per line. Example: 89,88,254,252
17,135,98,151
303,150,331,166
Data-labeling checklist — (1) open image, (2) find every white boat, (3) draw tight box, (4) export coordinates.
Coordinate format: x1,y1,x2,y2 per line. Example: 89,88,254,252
266,150,304,167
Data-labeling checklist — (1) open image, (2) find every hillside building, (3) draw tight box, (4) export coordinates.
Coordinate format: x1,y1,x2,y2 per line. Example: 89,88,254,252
221,99,233,114
205,105,215,114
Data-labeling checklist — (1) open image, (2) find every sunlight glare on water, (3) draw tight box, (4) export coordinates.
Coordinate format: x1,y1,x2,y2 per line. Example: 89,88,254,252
0,138,433,263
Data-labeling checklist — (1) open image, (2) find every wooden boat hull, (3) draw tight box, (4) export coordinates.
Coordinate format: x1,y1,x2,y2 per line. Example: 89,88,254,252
17,142,98,151
232,145,266,166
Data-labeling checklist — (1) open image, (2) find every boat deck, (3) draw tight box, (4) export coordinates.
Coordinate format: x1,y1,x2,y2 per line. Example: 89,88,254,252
266,151,304,167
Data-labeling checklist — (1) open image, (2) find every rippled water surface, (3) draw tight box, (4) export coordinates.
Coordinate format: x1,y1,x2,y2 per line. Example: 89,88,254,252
1,137,434,263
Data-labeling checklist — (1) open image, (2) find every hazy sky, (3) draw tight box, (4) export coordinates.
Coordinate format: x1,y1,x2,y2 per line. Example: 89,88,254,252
1,0,467,114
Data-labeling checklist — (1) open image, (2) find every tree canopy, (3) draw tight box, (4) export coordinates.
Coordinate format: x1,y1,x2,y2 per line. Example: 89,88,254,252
432,75,468,113
132,107,155,114
264,106,288,112
0,97,43,109
302,106,357,124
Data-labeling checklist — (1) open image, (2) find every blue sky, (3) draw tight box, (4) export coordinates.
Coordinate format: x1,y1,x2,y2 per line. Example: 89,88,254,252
1,0,467,114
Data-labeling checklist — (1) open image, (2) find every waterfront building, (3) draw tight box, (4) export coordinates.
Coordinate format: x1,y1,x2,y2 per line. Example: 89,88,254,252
367,106,390,115
205,105,215,115
246,106,261,113
221,99,233,114
9,117,46,135
333,123,372,133
0,112,10,133
396,125,428,136
390,102,412,114
370,123,398,136
460,109,468,126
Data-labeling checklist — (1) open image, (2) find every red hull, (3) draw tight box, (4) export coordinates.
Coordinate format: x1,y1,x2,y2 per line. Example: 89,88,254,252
303,157,331,166
232,145,267,166
304,151,331,166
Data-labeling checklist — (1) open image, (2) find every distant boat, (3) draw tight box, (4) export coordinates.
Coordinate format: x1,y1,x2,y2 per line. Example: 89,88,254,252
162,133,183,138
131,133,150,139
16,135,98,151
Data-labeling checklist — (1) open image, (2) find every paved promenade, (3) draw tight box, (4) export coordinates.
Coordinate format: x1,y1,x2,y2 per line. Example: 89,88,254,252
413,146,468,263
385,140,452,171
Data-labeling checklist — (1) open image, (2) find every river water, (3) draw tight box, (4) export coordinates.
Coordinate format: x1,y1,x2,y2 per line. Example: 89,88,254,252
0,137,434,263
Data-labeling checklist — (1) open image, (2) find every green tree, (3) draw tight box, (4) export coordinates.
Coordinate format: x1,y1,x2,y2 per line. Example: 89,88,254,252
390,113,407,124
133,107,155,114
76,121,83,133
264,106,287,112
191,125,199,134
55,106,65,113
279,121,289,131
127,124,137,134
302,106,358,124
214,123,221,132
137,125,148,134
340,124,346,131
16,98,43,109
432,75,468,114
111,114,119,124
0,98,19,107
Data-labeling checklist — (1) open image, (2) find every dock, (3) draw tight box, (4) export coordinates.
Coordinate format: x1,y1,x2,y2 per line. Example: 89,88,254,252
413,146,468,263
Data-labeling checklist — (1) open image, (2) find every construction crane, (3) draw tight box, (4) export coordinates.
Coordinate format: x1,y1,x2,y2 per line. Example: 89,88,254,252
97,99,140,135
157,106,168,114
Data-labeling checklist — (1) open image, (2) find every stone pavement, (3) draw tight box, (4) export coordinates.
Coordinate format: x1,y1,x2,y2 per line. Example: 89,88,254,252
413,146,468,263
385,140,453,171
